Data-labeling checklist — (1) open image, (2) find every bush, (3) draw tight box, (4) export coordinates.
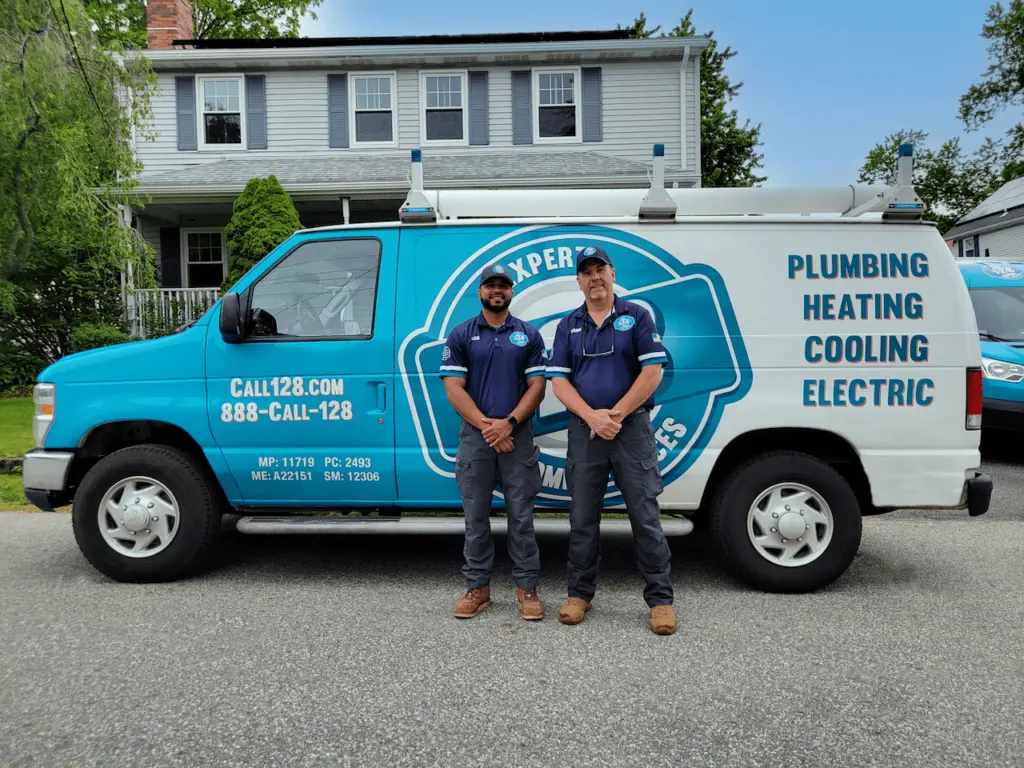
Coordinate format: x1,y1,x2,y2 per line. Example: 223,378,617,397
0,349,46,391
69,323,139,353
221,175,303,292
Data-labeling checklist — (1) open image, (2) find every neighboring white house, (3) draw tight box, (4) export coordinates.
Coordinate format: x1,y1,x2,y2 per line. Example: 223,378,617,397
946,176,1024,260
126,0,707,326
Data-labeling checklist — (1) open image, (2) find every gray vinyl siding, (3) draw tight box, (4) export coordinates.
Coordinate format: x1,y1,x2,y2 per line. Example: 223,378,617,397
135,59,696,177
979,224,1024,260
139,216,164,270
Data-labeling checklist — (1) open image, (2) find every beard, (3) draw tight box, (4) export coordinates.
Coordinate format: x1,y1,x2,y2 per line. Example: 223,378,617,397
480,294,508,310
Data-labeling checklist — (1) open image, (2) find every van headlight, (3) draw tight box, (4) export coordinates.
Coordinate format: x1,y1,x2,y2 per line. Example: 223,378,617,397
33,383,55,448
981,357,1024,383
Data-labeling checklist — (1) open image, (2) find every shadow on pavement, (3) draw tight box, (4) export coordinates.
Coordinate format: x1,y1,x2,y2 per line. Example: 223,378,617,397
981,430,1024,464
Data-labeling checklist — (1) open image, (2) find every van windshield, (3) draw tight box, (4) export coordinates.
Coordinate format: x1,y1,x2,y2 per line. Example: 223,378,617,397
969,287,1024,342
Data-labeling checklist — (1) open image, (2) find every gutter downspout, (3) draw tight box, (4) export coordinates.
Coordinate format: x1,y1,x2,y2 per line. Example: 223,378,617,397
681,46,690,178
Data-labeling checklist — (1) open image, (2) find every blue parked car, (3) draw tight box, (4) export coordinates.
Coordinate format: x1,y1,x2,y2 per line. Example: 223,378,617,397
958,260,1024,430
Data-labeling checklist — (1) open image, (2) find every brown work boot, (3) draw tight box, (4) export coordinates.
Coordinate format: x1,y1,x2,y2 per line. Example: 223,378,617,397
558,597,593,625
454,585,491,618
650,605,677,635
516,588,544,621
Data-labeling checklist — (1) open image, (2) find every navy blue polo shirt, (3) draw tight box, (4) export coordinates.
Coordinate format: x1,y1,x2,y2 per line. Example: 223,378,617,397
439,313,547,418
546,296,668,410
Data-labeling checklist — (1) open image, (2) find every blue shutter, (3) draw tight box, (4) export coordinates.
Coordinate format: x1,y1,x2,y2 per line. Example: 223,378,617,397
511,71,532,146
175,76,197,151
246,75,267,150
328,74,349,149
468,71,489,146
581,67,603,143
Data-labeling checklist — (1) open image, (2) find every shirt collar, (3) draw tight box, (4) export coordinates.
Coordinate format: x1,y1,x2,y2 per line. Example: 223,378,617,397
476,312,513,330
574,296,623,328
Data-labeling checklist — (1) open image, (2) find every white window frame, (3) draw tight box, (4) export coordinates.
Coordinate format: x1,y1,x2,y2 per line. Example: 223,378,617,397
349,71,399,148
419,70,469,147
197,75,246,151
532,66,582,145
180,228,228,288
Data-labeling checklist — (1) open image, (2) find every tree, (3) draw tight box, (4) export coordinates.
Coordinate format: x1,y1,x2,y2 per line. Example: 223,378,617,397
959,1,1024,180
620,9,766,187
858,130,1007,232
84,0,324,49
222,175,302,292
0,0,154,352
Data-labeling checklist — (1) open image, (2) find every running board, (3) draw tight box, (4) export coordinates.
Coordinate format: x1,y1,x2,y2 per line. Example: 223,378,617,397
235,516,694,536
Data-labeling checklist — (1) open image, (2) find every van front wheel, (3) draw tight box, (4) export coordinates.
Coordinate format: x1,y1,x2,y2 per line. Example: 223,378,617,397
72,445,222,583
710,452,862,593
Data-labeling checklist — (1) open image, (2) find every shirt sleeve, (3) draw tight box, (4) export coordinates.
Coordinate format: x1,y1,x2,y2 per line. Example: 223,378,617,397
545,318,572,379
524,326,548,380
439,325,468,379
633,309,668,368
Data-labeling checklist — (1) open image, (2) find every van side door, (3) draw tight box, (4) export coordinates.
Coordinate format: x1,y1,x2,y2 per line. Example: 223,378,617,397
206,231,397,507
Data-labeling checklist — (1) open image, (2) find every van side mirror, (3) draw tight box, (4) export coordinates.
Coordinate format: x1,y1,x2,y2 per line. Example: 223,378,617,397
219,292,244,343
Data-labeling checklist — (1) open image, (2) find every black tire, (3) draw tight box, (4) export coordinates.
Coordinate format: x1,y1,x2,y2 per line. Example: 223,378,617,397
710,451,862,593
72,445,222,583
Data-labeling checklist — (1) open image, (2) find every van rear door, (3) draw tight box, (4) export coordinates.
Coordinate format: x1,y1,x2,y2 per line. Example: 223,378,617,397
206,230,397,507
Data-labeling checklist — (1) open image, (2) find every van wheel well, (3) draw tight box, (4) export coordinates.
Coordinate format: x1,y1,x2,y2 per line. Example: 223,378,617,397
73,421,227,507
702,428,876,515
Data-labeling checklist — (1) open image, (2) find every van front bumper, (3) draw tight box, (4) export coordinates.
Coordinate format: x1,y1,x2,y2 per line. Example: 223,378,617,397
963,471,993,517
22,450,75,512
982,397,1024,430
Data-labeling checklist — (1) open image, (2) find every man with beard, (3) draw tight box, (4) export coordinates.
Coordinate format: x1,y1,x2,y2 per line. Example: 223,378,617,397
546,246,676,635
440,264,548,620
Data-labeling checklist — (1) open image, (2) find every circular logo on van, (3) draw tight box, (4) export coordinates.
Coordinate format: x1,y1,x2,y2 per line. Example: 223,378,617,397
509,331,528,347
399,224,753,508
981,262,1024,280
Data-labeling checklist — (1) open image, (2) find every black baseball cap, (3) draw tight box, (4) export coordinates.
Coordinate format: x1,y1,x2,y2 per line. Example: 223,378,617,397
576,245,613,271
479,264,514,286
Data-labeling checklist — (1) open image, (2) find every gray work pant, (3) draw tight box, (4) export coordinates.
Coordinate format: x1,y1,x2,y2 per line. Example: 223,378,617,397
566,409,674,606
455,421,542,590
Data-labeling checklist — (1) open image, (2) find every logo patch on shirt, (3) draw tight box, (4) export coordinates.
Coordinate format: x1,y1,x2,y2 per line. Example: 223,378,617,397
509,331,529,347
613,315,635,331
441,345,451,361
570,327,582,334
471,335,480,341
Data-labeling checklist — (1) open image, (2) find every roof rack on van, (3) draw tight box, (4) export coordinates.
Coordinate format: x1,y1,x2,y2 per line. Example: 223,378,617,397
398,144,926,224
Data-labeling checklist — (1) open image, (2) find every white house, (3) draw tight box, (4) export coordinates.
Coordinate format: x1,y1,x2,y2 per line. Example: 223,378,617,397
946,176,1024,260
126,0,707,328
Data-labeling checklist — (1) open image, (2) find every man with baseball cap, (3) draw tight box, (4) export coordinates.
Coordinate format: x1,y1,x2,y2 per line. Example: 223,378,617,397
440,263,549,621
546,245,677,635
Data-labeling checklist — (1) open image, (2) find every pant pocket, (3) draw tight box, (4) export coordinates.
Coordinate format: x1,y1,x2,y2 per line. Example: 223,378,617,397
566,458,575,496
455,456,473,498
642,455,664,497
520,445,542,497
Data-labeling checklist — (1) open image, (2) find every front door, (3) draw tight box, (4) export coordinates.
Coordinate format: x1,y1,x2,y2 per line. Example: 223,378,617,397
206,231,397,506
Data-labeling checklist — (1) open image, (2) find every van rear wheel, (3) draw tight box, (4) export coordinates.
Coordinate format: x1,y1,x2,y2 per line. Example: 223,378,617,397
710,451,862,593
72,445,222,583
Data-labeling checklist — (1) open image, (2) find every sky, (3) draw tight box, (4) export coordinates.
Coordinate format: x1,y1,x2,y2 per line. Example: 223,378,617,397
299,0,1016,187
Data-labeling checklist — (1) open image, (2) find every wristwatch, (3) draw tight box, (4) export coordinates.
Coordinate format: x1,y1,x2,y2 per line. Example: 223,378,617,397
507,415,518,426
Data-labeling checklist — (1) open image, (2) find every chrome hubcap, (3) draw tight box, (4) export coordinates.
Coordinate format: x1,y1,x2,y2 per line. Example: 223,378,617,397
97,476,180,558
747,482,833,567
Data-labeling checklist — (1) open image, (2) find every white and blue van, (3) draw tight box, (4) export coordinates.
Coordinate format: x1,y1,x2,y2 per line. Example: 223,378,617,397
22,146,992,593
958,260,1024,430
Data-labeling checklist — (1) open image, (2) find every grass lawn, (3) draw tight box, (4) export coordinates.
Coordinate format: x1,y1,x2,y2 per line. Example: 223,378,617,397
0,473,31,509
0,398,34,457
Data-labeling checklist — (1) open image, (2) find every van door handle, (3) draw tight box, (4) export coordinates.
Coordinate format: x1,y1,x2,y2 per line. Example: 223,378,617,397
376,383,387,412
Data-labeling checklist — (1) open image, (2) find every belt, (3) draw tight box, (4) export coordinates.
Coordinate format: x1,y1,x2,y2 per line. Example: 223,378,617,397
573,406,649,426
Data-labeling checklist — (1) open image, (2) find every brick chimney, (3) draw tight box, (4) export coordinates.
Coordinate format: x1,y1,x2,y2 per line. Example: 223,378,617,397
146,0,194,49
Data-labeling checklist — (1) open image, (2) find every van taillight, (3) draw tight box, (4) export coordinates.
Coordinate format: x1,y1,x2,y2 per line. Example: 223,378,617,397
966,368,983,430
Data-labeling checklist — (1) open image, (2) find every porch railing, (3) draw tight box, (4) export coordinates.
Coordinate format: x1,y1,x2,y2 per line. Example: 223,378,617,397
127,288,221,338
